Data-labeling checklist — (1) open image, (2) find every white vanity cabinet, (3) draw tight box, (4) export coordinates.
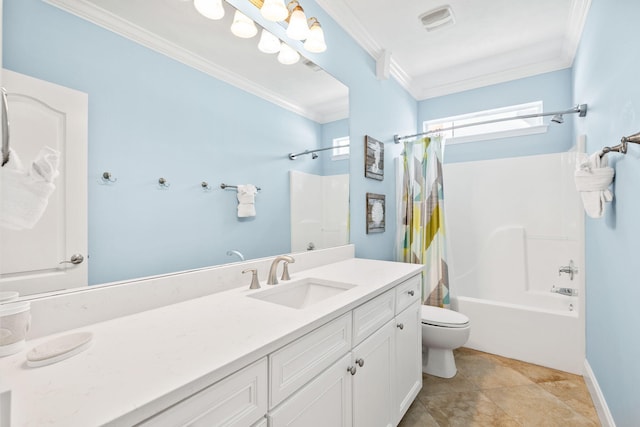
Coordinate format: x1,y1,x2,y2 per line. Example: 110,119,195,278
270,274,422,427
393,300,422,423
140,273,422,427
139,358,268,427
352,320,396,427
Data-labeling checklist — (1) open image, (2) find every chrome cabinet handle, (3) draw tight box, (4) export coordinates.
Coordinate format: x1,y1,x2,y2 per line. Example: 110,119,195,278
60,254,84,265
397,323,404,330
408,290,415,296
355,358,364,367
347,366,357,375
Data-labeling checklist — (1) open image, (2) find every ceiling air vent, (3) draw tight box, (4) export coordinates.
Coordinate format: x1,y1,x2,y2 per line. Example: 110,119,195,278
419,5,455,32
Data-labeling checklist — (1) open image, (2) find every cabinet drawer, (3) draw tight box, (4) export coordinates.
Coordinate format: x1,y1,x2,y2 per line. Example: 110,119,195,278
139,358,267,427
395,275,421,314
269,313,352,408
352,289,395,346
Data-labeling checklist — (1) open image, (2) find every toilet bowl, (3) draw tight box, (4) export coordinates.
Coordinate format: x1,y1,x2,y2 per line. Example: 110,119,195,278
421,305,470,378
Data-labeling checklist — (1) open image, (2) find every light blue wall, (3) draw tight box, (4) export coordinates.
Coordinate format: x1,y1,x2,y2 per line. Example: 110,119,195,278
418,69,574,163
572,0,640,425
4,0,324,284
3,0,417,281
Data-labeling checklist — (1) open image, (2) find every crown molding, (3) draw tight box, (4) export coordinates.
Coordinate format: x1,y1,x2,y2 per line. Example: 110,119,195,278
315,0,591,101
43,0,328,123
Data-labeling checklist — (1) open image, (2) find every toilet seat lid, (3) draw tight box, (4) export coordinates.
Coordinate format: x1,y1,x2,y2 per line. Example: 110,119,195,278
421,305,469,328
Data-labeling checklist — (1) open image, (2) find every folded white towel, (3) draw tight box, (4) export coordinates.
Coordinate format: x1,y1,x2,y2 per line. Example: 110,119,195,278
574,151,614,218
1,147,60,230
236,184,257,217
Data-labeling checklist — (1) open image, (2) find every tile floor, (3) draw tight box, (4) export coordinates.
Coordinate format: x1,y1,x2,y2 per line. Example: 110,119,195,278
399,348,600,427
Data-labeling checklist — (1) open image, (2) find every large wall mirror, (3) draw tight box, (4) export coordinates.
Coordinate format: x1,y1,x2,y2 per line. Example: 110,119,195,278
0,0,349,298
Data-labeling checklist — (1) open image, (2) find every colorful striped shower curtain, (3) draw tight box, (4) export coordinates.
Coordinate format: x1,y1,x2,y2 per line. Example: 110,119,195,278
396,136,449,308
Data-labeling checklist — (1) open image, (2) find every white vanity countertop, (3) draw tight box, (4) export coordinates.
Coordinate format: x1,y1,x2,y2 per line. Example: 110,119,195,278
0,258,422,427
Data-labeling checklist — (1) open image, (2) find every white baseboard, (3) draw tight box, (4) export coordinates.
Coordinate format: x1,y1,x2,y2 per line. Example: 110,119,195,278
583,359,616,427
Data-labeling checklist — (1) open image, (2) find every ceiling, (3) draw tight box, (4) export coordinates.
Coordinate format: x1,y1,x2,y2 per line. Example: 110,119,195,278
316,0,591,100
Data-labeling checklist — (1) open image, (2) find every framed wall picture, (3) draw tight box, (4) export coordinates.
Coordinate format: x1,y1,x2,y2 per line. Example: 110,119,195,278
364,135,384,180
366,193,385,234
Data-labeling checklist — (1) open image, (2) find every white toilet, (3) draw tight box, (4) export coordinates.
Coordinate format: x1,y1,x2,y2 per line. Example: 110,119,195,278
421,305,471,378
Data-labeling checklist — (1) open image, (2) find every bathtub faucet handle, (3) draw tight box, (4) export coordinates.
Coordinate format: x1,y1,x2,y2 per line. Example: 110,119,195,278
558,260,578,281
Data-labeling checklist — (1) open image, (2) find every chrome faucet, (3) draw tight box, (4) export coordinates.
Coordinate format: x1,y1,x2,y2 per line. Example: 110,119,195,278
558,259,578,281
267,255,295,285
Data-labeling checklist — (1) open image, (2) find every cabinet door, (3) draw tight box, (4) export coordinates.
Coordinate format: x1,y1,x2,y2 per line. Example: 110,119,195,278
352,320,395,427
139,358,267,427
269,354,352,427
394,301,422,424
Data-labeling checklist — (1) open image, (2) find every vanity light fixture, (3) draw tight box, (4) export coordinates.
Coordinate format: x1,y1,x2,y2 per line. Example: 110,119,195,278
260,0,288,22
258,29,281,54
194,0,225,20
286,1,310,40
277,42,300,65
303,17,326,53
231,10,258,38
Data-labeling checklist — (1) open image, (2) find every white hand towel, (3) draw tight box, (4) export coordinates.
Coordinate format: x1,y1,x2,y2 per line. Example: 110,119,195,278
1,147,60,230
236,184,257,217
574,151,614,218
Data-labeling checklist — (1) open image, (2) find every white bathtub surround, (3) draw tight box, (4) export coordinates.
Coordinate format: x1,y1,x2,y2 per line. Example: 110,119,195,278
444,152,585,373
290,171,349,252
0,251,423,426
574,151,614,218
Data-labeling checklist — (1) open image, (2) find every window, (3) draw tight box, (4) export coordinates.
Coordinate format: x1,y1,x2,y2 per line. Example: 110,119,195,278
424,101,547,145
332,136,350,160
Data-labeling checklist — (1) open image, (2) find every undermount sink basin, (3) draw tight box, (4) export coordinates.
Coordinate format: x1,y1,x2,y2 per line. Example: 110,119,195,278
247,278,356,309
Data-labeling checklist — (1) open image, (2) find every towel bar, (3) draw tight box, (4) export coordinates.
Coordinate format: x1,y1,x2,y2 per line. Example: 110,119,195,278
600,131,640,157
220,183,261,191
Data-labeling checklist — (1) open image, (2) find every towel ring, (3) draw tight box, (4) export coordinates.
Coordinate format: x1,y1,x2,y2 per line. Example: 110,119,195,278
1,87,10,167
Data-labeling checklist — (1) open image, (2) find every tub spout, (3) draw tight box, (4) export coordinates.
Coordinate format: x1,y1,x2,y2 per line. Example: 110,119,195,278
551,286,579,297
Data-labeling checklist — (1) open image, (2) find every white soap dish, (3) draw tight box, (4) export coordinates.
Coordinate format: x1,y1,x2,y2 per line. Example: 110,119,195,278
26,331,93,368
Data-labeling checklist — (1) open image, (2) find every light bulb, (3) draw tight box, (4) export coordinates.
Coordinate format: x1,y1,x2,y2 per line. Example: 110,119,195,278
261,0,288,22
277,43,300,65
230,10,258,39
303,18,327,53
286,4,310,40
194,0,224,20
258,29,281,54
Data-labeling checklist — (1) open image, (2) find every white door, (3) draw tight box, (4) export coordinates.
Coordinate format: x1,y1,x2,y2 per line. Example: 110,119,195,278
0,69,88,296
269,354,352,427
352,321,395,427
394,301,422,424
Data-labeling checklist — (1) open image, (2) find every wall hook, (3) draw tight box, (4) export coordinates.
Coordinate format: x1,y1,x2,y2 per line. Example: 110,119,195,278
158,177,171,188
100,171,117,184
201,181,211,191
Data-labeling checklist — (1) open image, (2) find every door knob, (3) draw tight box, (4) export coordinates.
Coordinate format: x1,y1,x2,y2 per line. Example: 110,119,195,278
355,358,364,367
60,254,84,265
397,323,404,330
347,366,357,375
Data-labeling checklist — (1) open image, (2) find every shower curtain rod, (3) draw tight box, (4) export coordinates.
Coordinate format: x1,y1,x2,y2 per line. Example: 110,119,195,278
289,144,350,160
393,104,588,144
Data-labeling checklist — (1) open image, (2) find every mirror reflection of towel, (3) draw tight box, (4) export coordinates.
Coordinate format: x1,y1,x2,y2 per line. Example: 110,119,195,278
236,184,257,217
0,147,60,230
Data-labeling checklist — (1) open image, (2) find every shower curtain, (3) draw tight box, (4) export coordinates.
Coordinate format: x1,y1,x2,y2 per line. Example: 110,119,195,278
396,136,449,308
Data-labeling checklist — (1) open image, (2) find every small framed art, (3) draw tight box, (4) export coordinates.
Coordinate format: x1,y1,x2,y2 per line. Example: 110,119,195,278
366,193,385,234
364,135,384,180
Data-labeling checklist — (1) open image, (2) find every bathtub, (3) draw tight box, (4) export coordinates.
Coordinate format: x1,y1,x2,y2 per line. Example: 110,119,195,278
444,152,585,375
452,295,583,374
